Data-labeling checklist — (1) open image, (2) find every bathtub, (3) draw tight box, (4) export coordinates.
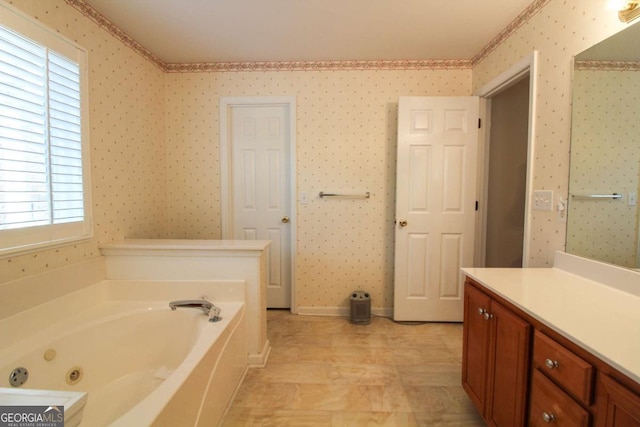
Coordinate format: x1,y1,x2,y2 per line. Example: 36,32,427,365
0,279,248,426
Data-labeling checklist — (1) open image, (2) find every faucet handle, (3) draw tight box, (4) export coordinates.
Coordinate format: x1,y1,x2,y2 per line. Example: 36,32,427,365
209,306,222,322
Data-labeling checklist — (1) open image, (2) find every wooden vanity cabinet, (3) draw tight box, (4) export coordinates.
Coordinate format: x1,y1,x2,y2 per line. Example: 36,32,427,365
463,276,640,427
462,281,531,426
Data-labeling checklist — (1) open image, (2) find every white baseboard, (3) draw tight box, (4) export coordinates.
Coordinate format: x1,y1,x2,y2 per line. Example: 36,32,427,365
296,306,349,316
296,306,393,318
374,307,393,318
248,339,271,367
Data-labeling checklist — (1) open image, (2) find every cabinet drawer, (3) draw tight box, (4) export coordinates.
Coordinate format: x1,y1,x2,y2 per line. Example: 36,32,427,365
529,369,590,427
534,330,594,404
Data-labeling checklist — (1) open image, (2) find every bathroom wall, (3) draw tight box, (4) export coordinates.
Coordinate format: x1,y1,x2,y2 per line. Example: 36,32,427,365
472,0,627,266
566,67,640,268
0,0,167,283
164,0,634,308
2,0,635,310
0,0,471,312
164,70,472,310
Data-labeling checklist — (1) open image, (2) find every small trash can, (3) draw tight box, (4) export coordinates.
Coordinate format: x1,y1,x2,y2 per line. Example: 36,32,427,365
350,290,371,324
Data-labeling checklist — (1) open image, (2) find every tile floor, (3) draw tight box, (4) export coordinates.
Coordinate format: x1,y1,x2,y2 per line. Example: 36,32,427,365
222,310,485,426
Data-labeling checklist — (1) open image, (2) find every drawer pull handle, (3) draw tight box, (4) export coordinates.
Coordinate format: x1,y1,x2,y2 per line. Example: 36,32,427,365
478,308,485,316
483,312,493,321
545,359,559,369
542,411,556,423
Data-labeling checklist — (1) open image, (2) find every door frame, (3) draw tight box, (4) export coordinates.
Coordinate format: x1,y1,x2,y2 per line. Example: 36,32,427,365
475,51,538,268
219,96,297,311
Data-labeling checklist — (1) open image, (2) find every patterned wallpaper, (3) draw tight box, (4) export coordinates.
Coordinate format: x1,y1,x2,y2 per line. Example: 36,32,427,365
566,68,640,268
0,0,166,283
164,70,472,310
472,0,627,267
1,0,636,310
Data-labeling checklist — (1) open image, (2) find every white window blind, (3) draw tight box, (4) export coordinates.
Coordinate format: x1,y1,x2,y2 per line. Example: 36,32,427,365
0,4,90,257
48,51,84,225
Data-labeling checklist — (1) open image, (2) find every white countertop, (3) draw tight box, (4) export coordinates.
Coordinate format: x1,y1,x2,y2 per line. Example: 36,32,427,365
462,253,640,384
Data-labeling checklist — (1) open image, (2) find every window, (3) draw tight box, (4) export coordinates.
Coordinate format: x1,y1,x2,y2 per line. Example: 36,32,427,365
0,4,91,257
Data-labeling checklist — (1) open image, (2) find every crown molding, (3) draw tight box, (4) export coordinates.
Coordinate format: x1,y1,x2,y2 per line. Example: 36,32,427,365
64,0,165,70
66,0,547,73
471,0,550,66
164,59,473,73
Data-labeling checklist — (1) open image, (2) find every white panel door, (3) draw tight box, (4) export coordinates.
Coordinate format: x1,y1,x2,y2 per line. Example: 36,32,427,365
230,104,291,308
394,96,479,321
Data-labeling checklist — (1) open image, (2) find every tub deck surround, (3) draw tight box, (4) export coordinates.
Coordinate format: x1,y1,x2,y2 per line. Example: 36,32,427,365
99,238,272,257
0,257,106,320
99,239,271,366
0,280,248,427
462,251,640,385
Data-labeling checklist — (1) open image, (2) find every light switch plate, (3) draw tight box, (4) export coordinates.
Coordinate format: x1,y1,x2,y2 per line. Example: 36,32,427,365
299,192,309,205
629,192,637,206
533,190,553,211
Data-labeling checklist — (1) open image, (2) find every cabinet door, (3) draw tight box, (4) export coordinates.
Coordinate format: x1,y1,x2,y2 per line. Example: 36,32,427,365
597,374,640,427
486,300,531,427
462,283,492,414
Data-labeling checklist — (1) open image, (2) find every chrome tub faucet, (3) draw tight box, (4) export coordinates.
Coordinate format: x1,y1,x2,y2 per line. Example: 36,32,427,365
169,299,222,322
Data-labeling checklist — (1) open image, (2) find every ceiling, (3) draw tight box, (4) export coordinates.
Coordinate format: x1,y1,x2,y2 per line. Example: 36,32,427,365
82,0,536,64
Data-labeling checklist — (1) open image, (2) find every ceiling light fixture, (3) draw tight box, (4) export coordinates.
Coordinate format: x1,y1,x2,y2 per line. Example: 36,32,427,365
616,0,640,22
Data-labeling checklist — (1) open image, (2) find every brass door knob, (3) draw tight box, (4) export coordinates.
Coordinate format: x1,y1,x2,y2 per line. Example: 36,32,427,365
398,220,408,227
281,216,290,223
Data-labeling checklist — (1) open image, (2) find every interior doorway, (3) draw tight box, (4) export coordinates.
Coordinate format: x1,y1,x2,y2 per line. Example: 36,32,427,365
485,77,529,267
476,52,538,268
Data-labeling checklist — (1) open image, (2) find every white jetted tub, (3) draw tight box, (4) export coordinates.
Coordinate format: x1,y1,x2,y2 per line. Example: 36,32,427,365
0,280,248,426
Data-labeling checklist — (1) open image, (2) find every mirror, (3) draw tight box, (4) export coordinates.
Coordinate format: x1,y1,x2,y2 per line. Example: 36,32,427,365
566,22,640,269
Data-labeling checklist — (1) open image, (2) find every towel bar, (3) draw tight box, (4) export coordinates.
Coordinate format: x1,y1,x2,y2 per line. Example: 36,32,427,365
319,191,370,199
571,193,622,200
